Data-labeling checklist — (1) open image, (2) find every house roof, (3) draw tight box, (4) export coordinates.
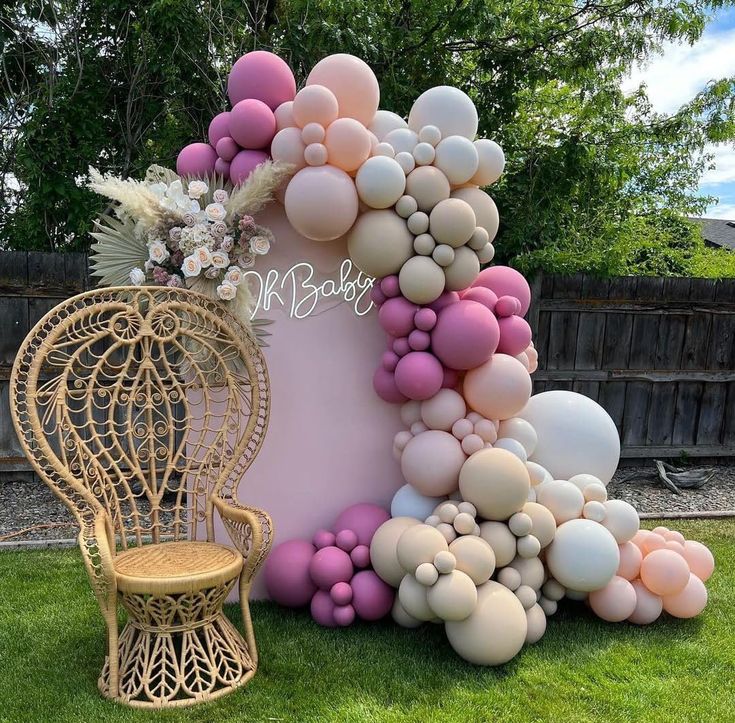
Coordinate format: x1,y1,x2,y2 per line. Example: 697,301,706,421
689,217,735,251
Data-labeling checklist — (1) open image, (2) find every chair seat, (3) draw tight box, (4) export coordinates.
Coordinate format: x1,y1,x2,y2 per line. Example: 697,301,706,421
114,541,243,595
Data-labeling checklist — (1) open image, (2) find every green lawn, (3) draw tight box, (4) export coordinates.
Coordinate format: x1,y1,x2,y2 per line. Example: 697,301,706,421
1,519,733,723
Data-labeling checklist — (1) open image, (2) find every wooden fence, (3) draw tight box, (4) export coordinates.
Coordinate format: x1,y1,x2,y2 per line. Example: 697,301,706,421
0,255,734,473
527,274,735,458
0,252,89,473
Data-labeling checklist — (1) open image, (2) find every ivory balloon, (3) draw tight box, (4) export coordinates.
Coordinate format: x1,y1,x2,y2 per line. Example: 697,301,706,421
519,391,621,485
348,210,414,277
471,139,505,186
451,187,499,240
498,418,538,457
369,110,408,141
463,354,532,421
521,502,556,548
370,517,420,586
536,481,585,525
390,484,446,521
602,499,640,543
355,156,406,208
408,86,479,141
434,136,479,184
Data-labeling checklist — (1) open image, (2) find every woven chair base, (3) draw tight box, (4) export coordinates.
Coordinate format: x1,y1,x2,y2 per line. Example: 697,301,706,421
98,581,255,709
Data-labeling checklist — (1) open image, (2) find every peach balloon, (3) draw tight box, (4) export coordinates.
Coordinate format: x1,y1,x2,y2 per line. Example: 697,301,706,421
681,540,715,582
589,576,637,622
616,541,642,581
641,532,667,555
284,166,358,241
631,529,652,551
324,118,372,172
270,127,306,170
292,84,339,128
640,549,690,596
663,530,686,545
463,354,532,421
306,54,380,126
665,540,686,555
400,430,467,497
274,100,296,131
662,573,708,618
628,580,663,625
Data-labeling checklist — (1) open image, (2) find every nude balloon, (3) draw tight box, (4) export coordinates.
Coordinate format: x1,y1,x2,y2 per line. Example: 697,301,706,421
681,540,715,582
324,118,372,172
370,517,420,587
270,127,306,170
451,187,499,241
640,549,690,596
616,541,643,580
589,576,637,622
471,139,505,185
400,430,467,497
292,84,339,128
463,354,532,421
628,580,663,625
662,573,708,618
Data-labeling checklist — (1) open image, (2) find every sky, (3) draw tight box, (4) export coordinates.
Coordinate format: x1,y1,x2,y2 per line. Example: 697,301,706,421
622,7,735,219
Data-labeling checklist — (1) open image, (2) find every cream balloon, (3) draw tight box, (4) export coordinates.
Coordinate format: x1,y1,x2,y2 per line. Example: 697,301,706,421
370,517,420,587
508,555,545,590
369,110,408,141
449,535,495,584
396,523,448,574
434,136,480,184
536,480,585,524
391,597,423,628
347,209,414,277
521,502,556,548
443,246,481,292
399,256,447,305
498,418,538,457
451,187,499,241
408,86,479,140
429,198,476,247
398,574,435,621
478,521,517,567
426,570,478,621
355,156,406,209
471,139,505,185
601,499,640,544
463,354,532,421
525,603,547,644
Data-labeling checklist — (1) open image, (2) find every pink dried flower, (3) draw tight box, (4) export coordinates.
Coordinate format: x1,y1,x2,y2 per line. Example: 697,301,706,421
167,274,184,288
152,266,170,284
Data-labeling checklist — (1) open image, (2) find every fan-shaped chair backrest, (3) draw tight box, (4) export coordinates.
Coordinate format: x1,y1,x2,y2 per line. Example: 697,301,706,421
11,287,269,547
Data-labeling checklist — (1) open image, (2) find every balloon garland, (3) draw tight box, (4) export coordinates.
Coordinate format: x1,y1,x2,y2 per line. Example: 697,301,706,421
178,51,716,666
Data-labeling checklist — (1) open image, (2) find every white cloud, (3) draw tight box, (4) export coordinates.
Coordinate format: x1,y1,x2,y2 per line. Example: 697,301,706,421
700,144,735,186
704,202,735,219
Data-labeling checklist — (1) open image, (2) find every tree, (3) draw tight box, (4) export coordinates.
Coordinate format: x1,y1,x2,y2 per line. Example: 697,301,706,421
2,0,735,276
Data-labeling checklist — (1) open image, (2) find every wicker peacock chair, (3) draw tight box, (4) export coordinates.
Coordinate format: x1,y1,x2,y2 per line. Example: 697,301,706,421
10,286,272,708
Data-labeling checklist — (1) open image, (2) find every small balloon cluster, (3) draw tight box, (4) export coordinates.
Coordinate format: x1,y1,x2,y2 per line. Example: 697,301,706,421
264,504,395,628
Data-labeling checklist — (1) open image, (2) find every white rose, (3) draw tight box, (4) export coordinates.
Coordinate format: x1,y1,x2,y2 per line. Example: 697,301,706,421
225,265,243,286
250,235,271,255
238,252,256,269
129,267,146,285
182,254,202,278
213,188,229,204
187,180,209,199
144,260,154,271
211,250,229,269
205,202,227,223
216,280,237,301
211,220,228,237
195,246,212,268
148,241,170,264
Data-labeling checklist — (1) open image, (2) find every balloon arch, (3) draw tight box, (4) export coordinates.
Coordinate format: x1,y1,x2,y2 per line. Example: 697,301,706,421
177,51,715,666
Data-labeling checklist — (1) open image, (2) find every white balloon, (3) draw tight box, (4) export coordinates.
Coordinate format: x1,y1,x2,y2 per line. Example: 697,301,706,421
498,418,538,456
536,480,585,524
408,86,479,140
355,156,406,209
434,136,479,185
493,437,528,463
601,499,640,543
568,473,604,493
519,391,621,485
384,128,419,155
391,483,447,521
369,110,408,141
471,139,505,185
526,461,552,487
546,519,620,592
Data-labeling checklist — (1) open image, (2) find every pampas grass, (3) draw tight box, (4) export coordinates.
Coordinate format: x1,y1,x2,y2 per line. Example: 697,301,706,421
226,160,294,218
88,167,169,227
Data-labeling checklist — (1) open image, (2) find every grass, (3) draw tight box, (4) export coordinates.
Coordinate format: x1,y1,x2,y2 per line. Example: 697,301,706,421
1,519,733,723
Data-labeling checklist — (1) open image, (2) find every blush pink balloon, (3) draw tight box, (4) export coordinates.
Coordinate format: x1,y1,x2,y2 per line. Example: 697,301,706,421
333,503,391,546
214,158,231,178
497,316,533,356
309,546,354,590
431,300,500,370
264,539,317,607
428,291,460,313
311,589,338,627
589,575,637,622
228,50,297,110
373,366,407,403
461,286,498,312
662,573,708,618
324,118,372,172
494,295,522,318
640,549,690,596
271,127,307,170
215,136,240,162
208,112,232,147
230,98,277,149
292,85,339,128
284,166,359,241
628,579,663,625
176,143,217,177
616,541,643,581
394,351,444,400
378,297,419,337
472,266,532,316
230,149,269,185
351,570,394,621
681,540,715,582
463,353,532,421
641,532,667,555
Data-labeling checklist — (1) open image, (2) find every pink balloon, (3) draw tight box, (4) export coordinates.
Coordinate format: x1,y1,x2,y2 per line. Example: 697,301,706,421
230,149,269,185
351,570,394,620
371,285,387,306
662,573,708,618
394,351,444,400
264,539,317,607
228,50,296,110
330,581,353,606
208,112,231,147
408,329,431,351
589,575,637,622
382,351,399,372
351,544,371,568
378,297,419,337
494,295,521,318
292,85,339,128
311,589,338,627
333,604,356,626
373,366,407,403
176,143,217,177
313,529,336,549
215,136,240,162
472,267,531,316
306,53,380,126
284,166,359,241
414,307,438,331
463,353,532,420
640,549,690,596
324,118,372,172
230,98,277,150
681,540,715,582
460,286,498,312
271,127,306,170
214,158,231,179
380,276,400,298
497,315,533,356
428,291,460,313
309,545,354,590
628,580,663,624
442,367,460,389
393,337,411,357
616,541,643,580
431,299,500,370
333,503,391,546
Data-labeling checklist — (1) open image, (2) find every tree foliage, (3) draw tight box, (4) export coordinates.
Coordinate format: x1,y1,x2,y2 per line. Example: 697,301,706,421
2,0,735,276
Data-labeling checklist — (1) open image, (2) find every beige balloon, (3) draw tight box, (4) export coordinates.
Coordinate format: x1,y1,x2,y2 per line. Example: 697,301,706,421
429,198,476,247
370,516,420,587
508,554,545,590
445,581,527,665
443,246,481,291
524,603,547,644
405,166,451,211
451,187,499,241
398,574,435,621
459,448,530,521
347,210,414,278
479,521,517,567
391,596,423,628
521,502,556,548
450,535,496,584
427,570,478,621
396,523,449,574
399,256,447,304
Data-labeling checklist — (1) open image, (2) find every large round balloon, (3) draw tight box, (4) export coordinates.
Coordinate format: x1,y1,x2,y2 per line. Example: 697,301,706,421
285,166,359,241
348,210,414,277
370,517,420,587
451,187,499,241
176,143,217,177
518,391,621,485
431,300,499,370
230,149,269,185
229,98,276,149
463,354,532,421
228,50,296,109
264,539,316,607
400,430,466,496
408,86,478,141
306,54,380,126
